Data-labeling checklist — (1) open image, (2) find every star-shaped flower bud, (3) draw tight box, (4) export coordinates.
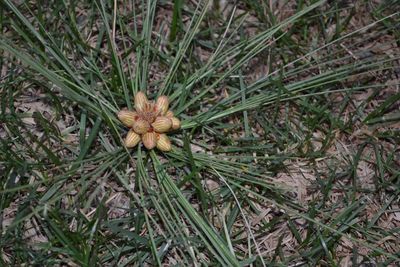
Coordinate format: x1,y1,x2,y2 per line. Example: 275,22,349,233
117,92,181,151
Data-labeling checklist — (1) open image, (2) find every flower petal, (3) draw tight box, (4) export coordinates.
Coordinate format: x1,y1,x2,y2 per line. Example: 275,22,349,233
156,96,169,115
117,110,138,127
152,116,172,133
171,117,181,130
165,110,174,118
134,91,148,112
156,134,171,152
124,129,141,148
133,119,150,134
142,132,156,149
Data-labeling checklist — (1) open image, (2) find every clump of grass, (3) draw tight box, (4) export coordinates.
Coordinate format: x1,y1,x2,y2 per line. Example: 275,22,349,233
1,0,399,266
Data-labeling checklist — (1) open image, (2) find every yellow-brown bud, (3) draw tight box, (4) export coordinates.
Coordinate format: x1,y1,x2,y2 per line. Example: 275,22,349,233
134,91,148,112
156,134,171,152
142,132,156,149
117,110,138,127
165,110,174,118
152,116,172,133
124,129,141,148
133,119,150,134
171,117,181,130
156,96,169,115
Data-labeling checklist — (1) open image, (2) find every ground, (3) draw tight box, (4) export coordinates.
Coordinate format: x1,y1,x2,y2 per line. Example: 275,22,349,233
0,0,399,266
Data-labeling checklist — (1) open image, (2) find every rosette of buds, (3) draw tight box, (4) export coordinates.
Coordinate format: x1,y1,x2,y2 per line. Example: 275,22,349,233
117,92,181,151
